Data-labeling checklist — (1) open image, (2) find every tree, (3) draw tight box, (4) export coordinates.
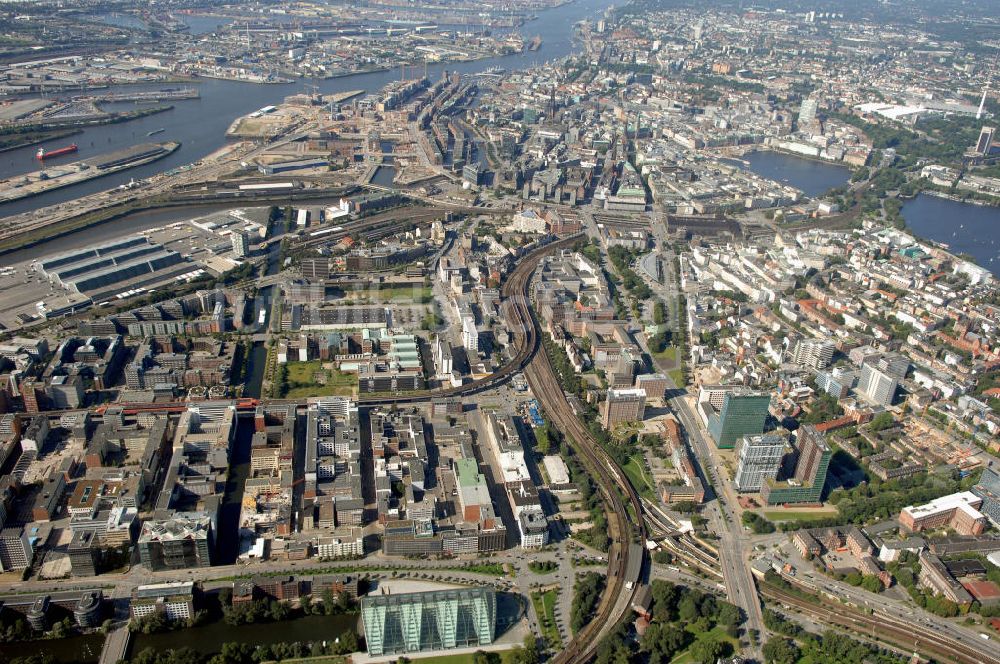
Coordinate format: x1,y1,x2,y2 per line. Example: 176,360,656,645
678,595,700,622
690,637,730,664
650,580,682,622
869,412,895,432
762,636,800,664
861,575,884,593
509,635,542,664
473,651,501,664
642,622,691,662
331,630,358,654
716,600,742,628
653,300,666,325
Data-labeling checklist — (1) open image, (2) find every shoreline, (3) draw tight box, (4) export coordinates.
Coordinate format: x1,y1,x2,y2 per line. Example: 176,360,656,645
0,128,82,154
0,141,180,206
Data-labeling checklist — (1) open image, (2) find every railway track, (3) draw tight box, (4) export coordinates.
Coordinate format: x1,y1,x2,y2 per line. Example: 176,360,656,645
494,236,647,662
352,234,585,406
762,581,1000,664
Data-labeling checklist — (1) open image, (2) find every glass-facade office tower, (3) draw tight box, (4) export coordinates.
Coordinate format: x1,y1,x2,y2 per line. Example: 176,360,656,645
362,587,497,656
708,391,770,449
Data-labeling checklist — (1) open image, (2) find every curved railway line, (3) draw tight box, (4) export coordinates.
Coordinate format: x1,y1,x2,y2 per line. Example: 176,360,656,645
496,236,648,662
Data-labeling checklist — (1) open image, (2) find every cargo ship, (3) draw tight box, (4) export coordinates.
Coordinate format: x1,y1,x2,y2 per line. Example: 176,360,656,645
36,144,78,160
527,35,542,51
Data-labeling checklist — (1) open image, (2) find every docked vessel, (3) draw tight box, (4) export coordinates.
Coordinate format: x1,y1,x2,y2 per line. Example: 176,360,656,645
36,144,78,160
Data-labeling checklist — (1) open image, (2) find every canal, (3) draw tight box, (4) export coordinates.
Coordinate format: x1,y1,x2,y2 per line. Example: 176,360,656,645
741,150,851,198
0,632,104,663
0,0,613,216
128,613,360,660
902,193,1000,277
215,416,254,565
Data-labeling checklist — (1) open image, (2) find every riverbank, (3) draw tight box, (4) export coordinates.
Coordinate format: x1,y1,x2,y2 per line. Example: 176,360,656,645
0,141,180,205
902,193,1000,277
0,185,355,256
921,187,1000,208
0,128,82,153
5,104,174,133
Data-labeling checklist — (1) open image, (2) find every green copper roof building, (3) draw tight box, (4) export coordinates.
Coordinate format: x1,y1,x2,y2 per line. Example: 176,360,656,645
361,586,497,656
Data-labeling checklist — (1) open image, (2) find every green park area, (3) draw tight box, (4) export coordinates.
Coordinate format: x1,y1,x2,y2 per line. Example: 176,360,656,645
763,508,839,524
276,361,357,398
530,588,562,648
652,344,678,363
622,455,656,499
669,625,740,664
345,285,432,303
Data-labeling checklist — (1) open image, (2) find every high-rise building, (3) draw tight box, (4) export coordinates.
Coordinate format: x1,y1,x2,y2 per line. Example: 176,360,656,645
20,380,46,414
859,364,898,407
461,315,478,353
704,389,770,449
976,126,995,155
762,425,832,506
793,426,830,484
734,434,786,492
815,367,858,399
792,338,835,369
798,98,818,126
635,373,670,400
0,527,32,571
47,375,84,409
602,388,646,429
361,587,496,656
231,230,250,258
68,529,100,577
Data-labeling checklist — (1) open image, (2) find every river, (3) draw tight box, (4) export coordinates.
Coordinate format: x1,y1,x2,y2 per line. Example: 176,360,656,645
0,0,611,218
902,193,1000,277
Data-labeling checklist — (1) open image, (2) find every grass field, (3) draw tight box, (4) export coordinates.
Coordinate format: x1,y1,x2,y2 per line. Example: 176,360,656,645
345,285,431,303
531,588,562,648
283,361,356,398
669,367,685,387
763,509,839,522
622,455,656,499
653,344,678,363
390,651,517,664
670,624,740,663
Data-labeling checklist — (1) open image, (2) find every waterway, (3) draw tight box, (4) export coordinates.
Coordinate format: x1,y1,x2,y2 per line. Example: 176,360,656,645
0,632,104,663
742,150,851,198
216,417,253,565
178,14,232,35
129,613,360,659
0,0,611,217
902,193,1000,277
